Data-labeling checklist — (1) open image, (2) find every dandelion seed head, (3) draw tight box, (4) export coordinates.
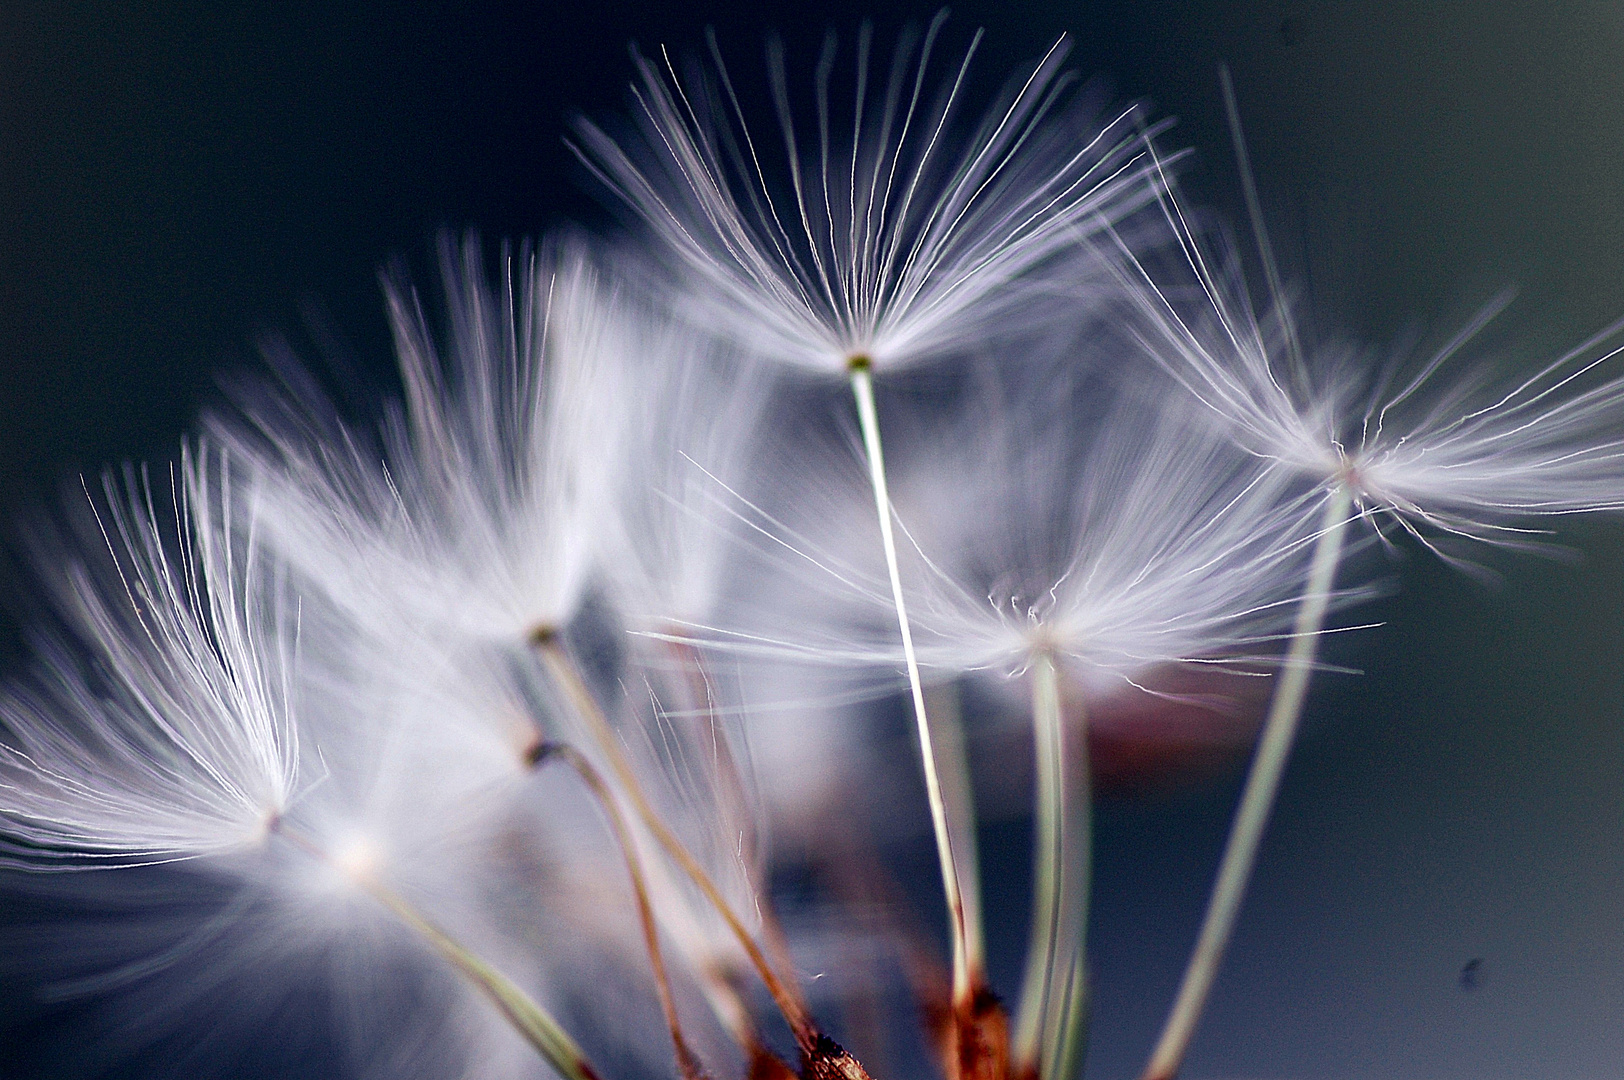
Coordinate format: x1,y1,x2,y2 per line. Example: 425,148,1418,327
25,21,1622,1077
0,445,302,869
214,234,634,650
722,364,1322,705
1117,149,1624,552
574,17,1159,376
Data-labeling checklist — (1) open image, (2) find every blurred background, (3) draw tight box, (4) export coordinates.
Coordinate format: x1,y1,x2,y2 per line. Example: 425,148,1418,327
2,1,1624,1077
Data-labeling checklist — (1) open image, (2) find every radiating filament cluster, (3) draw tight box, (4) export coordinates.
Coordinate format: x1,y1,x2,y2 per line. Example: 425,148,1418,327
4,18,1624,1080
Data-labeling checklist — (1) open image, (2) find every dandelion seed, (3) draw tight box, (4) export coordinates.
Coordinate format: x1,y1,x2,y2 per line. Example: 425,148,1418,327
641,351,1331,1079
0,443,612,1080
576,20,1159,1019
0,445,299,868
1113,71,1624,1080
1114,136,1624,561
767,372,1319,1079
216,234,631,647
572,16,1156,375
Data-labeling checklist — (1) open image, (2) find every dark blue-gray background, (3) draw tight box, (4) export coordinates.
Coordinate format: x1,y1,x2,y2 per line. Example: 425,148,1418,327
3,1,1623,1077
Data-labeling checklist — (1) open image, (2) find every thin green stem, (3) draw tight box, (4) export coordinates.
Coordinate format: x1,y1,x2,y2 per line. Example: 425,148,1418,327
849,361,973,1005
1140,485,1353,1080
369,887,604,1080
1013,650,1093,1080
1045,948,1089,1080
275,824,600,1080
1043,679,1093,1080
1013,651,1063,1067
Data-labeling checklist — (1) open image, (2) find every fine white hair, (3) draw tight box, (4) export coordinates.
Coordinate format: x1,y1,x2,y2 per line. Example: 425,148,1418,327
572,15,1160,375
597,322,778,636
0,445,300,867
894,381,1324,692
1109,145,1624,559
696,364,1326,698
214,234,633,645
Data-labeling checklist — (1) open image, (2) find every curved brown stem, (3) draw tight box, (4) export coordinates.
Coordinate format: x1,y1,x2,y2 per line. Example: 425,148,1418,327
661,635,809,1025
532,632,816,1051
532,740,707,1080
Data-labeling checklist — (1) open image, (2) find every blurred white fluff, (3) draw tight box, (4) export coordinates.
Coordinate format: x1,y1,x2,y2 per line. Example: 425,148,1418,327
719,369,1322,697
219,235,631,645
0,446,299,867
600,330,777,635
607,673,771,1052
1112,162,1624,554
275,613,532,877
0,444,591,1080
572,16,1157,375
210,230,793,1074
892,380,1320,694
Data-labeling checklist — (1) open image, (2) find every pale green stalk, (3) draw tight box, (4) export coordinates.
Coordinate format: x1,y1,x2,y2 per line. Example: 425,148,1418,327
278,825,599,1080
1013,650,1093,1080
850,360,973,1004
369,887,603,1080
1044,947,1090,1080
1141,485,1353,1080
927,680,987,981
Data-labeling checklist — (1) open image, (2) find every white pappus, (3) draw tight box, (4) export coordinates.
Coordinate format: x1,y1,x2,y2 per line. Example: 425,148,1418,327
1110,135,1624,561
572,14,1159,376
0,446,300,868
216,234,633,648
